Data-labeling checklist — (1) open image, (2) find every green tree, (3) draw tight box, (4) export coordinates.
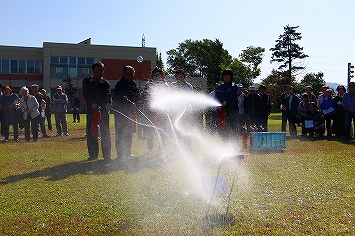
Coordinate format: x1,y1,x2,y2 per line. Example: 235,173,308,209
166,39,232,86
300,72,325,94
223,58,253,87
270,25,309,85
62,75,77,104
156,52,164,70
239,45,265,79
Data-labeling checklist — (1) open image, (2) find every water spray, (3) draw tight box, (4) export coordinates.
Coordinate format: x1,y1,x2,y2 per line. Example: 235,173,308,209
110,107,164,131
204,154,247,228
115,85,250,228
112,96,166,157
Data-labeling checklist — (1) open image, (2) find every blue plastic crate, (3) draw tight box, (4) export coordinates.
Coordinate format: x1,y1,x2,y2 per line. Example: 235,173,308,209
250,132,286,151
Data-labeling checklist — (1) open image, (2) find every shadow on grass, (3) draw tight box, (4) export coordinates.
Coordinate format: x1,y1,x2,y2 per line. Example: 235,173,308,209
0,154,175,185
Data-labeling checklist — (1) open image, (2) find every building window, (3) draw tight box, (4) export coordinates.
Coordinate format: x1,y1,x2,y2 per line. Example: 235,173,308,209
19,60,26,74
86,58,94,65
51,57,59,63
82,68,89,75
69,65,77,78
0,59,41,74
35,61,42,74
27,60,35,74
56,67,64,73
50,56,93,78
60,57,68,64
69,57,76,64
77,57,85,64
11,60,18,73
1,60,9,73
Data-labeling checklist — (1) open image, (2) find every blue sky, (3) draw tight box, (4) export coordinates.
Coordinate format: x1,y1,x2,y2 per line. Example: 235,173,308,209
1,0,354,86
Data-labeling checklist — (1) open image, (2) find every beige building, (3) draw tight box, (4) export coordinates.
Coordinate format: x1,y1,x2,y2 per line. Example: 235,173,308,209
0,40,208,111
0,39,157,96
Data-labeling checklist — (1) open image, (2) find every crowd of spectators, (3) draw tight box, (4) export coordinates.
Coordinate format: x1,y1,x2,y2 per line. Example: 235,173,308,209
210,81,352,139
0,83,69,142
281,83,353,138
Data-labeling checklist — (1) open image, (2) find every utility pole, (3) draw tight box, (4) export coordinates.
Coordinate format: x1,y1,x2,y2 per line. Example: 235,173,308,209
142,33,145,48
348,62,354,85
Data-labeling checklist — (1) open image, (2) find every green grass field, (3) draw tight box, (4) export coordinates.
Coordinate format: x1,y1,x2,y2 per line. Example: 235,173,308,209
0,113,355,235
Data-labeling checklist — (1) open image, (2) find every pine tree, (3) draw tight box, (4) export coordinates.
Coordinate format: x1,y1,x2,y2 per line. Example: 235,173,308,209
156,52,164,70
270,25,308,85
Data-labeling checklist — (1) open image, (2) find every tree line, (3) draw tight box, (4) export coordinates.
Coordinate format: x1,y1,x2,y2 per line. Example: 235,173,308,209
159,25,327,111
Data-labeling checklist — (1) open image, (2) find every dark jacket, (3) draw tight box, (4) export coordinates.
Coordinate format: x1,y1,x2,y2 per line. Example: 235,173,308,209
333,95,345,117
244,93,262,116
304,109,325,127
72,96,80,110
260,93,271,115
82,76,112,114
43,95,51,112
114,77,141,115
280,92,288,107
285,95,300,117
33,92,45,112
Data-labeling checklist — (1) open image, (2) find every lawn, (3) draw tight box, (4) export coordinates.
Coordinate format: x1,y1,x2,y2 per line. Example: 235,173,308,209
0,113,354,235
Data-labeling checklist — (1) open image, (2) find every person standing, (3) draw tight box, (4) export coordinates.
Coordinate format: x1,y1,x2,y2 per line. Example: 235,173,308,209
83,62,112,162
244,86,262,133
319,89,336,137
40,89,53,131
333,85,346,137
298,93,310,135
52,85,69,136
259,84,271,132
114,65,141,159
280,85,290,132
171,68,194,150
171,68,194,91
0,86,19,142
31,84,50,138
215,69,238,141
305,86,317,103
142,67,169,155
19,86,39,141
285,86,300,136
342,82,355,139
317,85,330,108
72,93,80,123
